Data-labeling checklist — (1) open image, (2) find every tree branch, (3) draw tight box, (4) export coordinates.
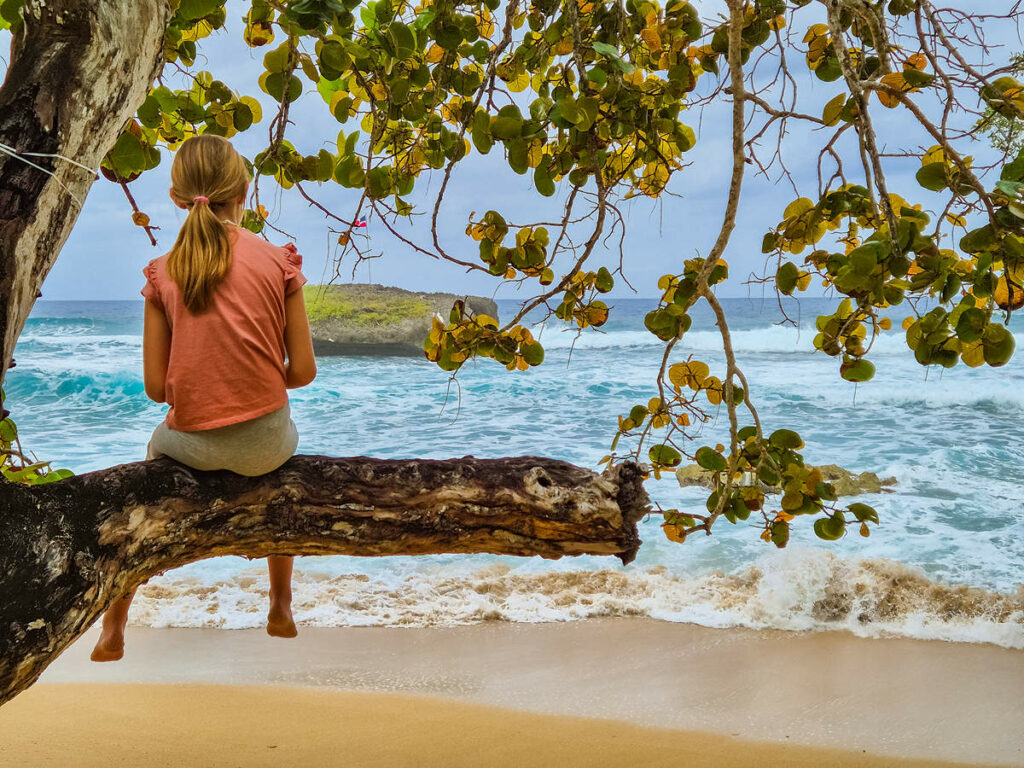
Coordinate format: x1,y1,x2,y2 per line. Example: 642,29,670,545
0,454,649,706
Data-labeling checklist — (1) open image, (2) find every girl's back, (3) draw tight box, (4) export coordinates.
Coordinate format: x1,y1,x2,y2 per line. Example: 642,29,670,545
142,228,306,432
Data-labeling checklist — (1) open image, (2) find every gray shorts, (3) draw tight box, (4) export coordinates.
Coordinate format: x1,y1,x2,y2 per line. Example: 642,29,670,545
146,403,298,476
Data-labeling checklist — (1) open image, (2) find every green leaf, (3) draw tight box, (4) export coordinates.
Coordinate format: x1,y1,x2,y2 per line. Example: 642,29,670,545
644,309,683,341
587,67,607,88
366,166,392,199
813,516,845,541
472,110,493,154
847,502,879,524
176,0,223,23
955,307,987,343
649,444,683,468
319,40,350,73
982,323,1015,366
776,262,799,294
694,446,727,471
0,417,17,442
770,520,790,548
960,225,997,254
138,96,162,129
592,41,635,74
534,163,555,196
768,428,803,450
388,21,416,59
263,72,302,103
232,102,254,131
492,115,523,141
520,341,544,366
840,358,875,382
916,162,948,192
105,132,146,179
902,68,934,88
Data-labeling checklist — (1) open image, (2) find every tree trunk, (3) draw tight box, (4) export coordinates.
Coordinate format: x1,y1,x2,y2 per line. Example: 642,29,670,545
0,0,170,389
0,455,649,705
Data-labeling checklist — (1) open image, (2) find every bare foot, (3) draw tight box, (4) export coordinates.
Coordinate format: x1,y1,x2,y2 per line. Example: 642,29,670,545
266,602,297,639
90,629,125,662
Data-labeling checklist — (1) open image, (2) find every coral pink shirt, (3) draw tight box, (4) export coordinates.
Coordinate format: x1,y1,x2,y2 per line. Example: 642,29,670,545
141,227,307,432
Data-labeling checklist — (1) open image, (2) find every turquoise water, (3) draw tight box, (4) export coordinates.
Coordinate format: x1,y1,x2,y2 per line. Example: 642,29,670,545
8,297,1024,645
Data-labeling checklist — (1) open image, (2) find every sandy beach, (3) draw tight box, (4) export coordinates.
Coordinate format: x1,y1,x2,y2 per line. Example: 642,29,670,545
1,618,1020,767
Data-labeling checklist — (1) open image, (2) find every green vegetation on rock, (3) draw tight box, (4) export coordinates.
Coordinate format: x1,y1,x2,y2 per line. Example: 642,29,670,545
303,285,432,326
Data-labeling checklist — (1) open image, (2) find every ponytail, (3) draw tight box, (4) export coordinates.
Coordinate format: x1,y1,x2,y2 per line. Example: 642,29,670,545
166,135,250,314
167,199,233,314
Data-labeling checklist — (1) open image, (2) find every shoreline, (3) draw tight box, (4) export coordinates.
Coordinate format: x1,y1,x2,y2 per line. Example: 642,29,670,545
14,617,1022,766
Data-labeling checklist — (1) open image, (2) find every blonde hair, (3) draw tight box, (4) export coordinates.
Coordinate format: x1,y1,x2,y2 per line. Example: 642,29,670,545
167,135,250,314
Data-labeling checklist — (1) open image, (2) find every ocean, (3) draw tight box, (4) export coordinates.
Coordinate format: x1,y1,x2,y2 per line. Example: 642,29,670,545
7,297,1023,647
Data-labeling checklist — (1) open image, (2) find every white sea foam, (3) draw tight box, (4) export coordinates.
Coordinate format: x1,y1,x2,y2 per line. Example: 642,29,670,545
130,549,1024,648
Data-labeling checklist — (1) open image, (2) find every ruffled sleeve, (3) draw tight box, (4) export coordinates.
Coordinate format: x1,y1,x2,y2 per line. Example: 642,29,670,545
281,242,307,296
141,260,163,311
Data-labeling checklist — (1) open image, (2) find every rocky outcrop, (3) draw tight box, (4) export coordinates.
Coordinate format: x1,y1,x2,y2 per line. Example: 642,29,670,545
305,283,499,357
675,462,897,496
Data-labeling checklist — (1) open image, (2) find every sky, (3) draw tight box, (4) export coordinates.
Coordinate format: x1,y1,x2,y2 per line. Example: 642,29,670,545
1,1,1021,302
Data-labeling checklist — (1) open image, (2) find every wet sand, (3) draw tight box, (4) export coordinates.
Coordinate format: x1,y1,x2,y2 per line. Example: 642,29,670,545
3,618,1021,766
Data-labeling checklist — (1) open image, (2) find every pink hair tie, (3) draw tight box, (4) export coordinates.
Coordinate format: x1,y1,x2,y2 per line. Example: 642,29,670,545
192,195,210,205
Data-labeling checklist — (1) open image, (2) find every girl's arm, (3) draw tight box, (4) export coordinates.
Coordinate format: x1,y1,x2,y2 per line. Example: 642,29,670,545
284,289,317,388
143,299,171,403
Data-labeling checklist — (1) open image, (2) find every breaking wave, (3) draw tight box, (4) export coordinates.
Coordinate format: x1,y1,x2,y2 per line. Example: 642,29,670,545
131,549,1024,649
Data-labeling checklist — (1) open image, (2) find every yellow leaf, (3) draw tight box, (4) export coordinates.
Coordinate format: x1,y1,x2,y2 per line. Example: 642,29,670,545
802,23,828,44
961,339,985,367
663,524,687,543
804,467,823,493
821,93,846,126
879,317,892,331
475,314,499,328
995,274,1024,311
945,213,967,228
527,141,544,168
508,71,531,93
425,44,445,64
905,52,927,71
338,231,350,246
641,27,662,51
922,145,946,166
901,316,915,331
243,20,274,47
877,72,909,108
768,14,786,31
704,376,723,405
783,197,814,219
132,211,151,227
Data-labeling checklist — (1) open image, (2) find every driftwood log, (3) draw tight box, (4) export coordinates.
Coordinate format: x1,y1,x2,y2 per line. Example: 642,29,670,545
0,455,649,705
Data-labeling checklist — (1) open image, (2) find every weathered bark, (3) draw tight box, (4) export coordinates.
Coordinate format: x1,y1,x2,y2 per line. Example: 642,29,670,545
0,0,170,390
0,454,649,705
